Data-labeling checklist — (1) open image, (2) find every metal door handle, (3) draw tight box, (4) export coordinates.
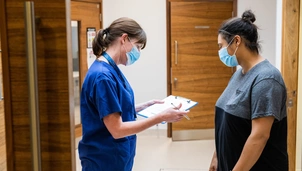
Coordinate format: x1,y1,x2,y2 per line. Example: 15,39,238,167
24,1,41,171
174,78,178,88
175,40,178,65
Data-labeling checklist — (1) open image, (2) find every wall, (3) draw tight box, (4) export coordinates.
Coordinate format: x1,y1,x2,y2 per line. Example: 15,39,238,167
238,0,281,69
103,0,167,103
103,0,168,129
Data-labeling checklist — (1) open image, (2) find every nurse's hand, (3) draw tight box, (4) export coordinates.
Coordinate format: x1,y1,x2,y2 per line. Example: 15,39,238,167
158,103,189,123
135,99,164,112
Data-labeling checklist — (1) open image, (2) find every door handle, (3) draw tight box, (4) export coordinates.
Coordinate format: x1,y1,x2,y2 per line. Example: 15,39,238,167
24,1,41,171
174,40,178,65
287,98,293,107
174,78,178,88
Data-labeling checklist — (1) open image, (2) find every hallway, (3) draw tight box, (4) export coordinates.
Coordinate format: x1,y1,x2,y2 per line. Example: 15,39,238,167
75,130,215,171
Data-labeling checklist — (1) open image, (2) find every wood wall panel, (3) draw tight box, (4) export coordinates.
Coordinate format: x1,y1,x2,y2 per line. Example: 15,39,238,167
0,36,6,171
282,0,299,170
1,0,75,170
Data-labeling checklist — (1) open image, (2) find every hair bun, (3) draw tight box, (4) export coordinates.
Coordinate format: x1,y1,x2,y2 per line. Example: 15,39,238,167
242,10,256,23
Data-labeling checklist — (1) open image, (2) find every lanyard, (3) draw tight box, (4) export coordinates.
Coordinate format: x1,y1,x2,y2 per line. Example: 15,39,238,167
102,51,126,84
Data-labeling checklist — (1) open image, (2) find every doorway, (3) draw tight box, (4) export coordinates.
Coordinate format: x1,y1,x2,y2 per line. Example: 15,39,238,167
167,0,237,140
71,0,102,139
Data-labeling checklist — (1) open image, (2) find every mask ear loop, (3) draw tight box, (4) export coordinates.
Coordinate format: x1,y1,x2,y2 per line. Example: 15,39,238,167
227,35,240,55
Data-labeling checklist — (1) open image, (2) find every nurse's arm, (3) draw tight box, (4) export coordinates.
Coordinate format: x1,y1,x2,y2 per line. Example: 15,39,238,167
103,104,188,139
232,116,274,171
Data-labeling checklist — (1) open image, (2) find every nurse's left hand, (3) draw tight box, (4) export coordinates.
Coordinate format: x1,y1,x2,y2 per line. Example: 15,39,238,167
147,99,164,106
135,99,164,112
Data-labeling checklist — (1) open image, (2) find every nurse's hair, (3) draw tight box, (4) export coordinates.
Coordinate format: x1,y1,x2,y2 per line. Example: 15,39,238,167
218,10,261,54
93,17,147,56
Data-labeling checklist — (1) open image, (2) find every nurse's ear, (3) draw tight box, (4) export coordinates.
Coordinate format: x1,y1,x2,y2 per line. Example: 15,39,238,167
120,33,128,45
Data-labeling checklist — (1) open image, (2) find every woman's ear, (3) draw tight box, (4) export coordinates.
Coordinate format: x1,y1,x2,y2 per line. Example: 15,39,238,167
120,33,128,45
235,35,241,46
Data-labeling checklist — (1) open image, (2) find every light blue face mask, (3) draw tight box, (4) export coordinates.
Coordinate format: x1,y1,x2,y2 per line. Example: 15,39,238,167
125,38,141,66
218,38,239,67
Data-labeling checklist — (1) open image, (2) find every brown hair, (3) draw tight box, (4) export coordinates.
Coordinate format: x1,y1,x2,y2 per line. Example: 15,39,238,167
92,17,147,56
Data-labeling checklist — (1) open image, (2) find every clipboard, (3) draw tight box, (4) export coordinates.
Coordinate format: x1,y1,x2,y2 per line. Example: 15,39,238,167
137,95,198,122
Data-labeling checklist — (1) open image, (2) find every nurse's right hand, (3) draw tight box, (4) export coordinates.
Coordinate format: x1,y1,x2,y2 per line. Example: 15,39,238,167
158,103,190,123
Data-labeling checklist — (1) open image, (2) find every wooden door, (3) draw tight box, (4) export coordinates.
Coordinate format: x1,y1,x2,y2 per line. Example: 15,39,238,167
168,0,235,140
1,1,75,170
71,0,102,138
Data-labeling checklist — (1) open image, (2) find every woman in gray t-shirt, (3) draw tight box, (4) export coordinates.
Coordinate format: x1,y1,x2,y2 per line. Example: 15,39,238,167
209,10,288,171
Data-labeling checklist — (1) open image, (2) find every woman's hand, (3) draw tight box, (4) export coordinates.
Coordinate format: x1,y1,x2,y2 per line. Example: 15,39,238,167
209,151,218,171
135,99,164,112
158,103,189,123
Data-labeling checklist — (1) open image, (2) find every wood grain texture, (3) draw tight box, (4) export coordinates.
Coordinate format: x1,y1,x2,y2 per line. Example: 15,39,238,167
170,1,233,130
2,0,75,170
0,0,13,169
282,0,299,170
0,37,6,171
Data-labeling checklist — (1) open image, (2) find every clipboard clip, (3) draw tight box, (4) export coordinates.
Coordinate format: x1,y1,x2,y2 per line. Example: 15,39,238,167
174,96,191,103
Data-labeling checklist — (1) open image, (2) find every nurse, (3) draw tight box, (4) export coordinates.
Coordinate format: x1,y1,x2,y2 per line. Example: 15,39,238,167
78,17,189,171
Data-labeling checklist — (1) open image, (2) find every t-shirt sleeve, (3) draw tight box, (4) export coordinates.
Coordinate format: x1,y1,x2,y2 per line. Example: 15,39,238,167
251,79,286,121
92,78,122,120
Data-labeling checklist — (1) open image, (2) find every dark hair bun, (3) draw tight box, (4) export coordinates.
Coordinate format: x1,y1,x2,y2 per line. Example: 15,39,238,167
242,10,256,23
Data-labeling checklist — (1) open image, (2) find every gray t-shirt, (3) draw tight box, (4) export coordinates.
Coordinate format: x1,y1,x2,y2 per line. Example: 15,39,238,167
215,59,288,171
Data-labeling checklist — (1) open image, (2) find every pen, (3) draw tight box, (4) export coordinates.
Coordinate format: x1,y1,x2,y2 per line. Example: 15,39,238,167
171,103,190,120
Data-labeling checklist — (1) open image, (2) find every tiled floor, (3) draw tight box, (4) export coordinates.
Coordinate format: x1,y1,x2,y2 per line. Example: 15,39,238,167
75,130,215,171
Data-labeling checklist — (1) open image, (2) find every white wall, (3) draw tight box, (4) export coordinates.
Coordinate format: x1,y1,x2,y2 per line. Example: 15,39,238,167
103,0,168,104
238,0,280,69
103,0,167,129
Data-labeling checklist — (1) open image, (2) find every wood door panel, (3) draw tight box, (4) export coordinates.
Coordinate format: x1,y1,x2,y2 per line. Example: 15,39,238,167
171,1,233,16
0,100,6,170
2,0,75,170
170,1,234,132
172,68,230,93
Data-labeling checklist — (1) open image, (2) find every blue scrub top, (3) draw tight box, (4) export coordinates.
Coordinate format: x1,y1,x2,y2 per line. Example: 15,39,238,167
78,56,137,171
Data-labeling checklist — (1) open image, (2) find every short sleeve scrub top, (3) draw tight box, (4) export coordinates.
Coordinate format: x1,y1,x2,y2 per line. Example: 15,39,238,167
78,52,137,171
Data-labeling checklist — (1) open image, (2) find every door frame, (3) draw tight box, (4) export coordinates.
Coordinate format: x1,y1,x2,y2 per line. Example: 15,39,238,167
71,0,103,138
281,0,299,170
166,0,237,137
0,0,13,170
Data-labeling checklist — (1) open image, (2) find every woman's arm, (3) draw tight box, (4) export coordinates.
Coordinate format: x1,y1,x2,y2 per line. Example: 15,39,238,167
103,103,188,139
232,116,275,171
